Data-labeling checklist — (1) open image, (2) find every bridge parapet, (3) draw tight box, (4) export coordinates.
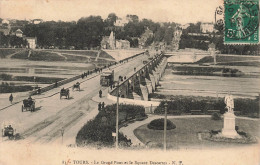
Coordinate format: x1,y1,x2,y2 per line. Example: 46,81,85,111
109,53,167,111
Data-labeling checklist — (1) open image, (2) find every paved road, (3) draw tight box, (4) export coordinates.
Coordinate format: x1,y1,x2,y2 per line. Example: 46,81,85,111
0,54,148,146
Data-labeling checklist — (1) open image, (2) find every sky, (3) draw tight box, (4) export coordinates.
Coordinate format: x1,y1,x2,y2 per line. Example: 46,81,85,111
0,0,222,24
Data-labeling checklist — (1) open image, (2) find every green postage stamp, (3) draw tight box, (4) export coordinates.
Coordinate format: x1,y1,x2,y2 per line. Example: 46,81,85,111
224,0,259,44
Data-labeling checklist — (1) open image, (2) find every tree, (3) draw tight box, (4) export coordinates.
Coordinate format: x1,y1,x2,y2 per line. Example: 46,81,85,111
164,27,174,45
140,19,160,33
106,13,118,26
0,32,8,47
124,22,143,37
72,16,104,49
9,36,27,48
154,26,166,42
126,14,139,23
145,36,154,47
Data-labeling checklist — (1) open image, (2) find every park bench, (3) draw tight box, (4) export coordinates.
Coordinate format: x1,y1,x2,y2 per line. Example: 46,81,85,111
207,110,220,115
234,111,241,116
190,110,202,115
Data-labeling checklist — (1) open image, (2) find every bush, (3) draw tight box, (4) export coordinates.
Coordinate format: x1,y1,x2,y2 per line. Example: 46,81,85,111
0,74,12,81
76,104,145,148
104,104,146,123
211,112,221,120
147,118,176,130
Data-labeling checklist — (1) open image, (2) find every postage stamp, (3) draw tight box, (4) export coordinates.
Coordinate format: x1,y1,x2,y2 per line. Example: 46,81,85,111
224,0,259,44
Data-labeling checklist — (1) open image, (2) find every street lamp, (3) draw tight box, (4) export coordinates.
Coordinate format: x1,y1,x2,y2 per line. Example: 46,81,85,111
163,102,168,151
116,80,120,149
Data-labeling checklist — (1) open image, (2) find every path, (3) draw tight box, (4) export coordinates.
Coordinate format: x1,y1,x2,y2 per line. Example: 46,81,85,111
55,52,115,61
95,50,101,61
6,49,26,59
53,52,68,60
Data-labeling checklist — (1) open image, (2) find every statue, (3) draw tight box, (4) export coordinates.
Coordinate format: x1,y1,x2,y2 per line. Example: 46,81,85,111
221,92,240,138
224,92,234,113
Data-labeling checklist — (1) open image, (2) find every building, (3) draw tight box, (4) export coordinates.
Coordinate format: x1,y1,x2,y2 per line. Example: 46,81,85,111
181,23,190,29
200,23,214,33
0,28,10,35
0,20,11,35
32,19,43,24
15,29,23,37
114,17,129,27
101,31,131,49
101,31,116,49
25,37,37,49
116,40,130,49
138,28,153,49
172,28,182,50
2,19,10,25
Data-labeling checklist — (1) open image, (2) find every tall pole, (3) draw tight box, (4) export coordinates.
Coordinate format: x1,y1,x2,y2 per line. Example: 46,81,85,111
116,81,120,149
164,102,168,151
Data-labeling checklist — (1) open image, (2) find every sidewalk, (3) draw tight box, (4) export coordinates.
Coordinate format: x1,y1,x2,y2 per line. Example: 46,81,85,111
91,88,114,105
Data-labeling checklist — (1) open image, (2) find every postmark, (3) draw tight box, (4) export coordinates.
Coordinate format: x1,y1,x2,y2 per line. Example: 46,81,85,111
224,0,259,44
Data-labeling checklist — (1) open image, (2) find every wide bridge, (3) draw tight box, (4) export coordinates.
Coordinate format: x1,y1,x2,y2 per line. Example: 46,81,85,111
108,52,167,111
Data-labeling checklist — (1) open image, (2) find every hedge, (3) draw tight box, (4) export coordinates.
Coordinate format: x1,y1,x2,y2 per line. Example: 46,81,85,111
0,83,33,93
104,104,146,123
147,118,176,130
154,97,259,117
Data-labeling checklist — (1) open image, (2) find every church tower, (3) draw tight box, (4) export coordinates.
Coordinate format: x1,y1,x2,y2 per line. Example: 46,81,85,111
109,31,115,49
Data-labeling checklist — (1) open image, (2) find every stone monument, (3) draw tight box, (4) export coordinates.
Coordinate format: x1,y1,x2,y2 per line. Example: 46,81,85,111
221,92,240,138
208,43,216,65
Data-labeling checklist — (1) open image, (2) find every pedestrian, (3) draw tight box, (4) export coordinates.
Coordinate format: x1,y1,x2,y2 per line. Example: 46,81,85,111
55,81,58,88
99,90,102,98
101,102,105,110
134,67,136,72
110,84,113,90
37,88,41,94
81,74,84,79
98,102,101,111
9,94,13,104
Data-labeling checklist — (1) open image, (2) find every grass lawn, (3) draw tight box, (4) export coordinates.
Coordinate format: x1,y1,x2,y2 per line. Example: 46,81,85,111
62,54,90,62
217,61,260,67
134,117,260,149
196,56,260,66
0,48,24,58
99,51,115,59
11,50,66,61
53,50,98,57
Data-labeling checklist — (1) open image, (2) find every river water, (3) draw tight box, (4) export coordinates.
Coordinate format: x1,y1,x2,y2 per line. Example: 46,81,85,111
155,64,260,99
0,59,95,88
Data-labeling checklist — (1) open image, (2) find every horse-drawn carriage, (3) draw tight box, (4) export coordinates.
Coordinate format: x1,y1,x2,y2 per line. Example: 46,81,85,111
22,98,35,112
60,88,70,99
2,125,15,139
72,82,80,91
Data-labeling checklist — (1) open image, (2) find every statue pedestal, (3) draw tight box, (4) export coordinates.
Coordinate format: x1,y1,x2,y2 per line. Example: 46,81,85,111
221,112,240,138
